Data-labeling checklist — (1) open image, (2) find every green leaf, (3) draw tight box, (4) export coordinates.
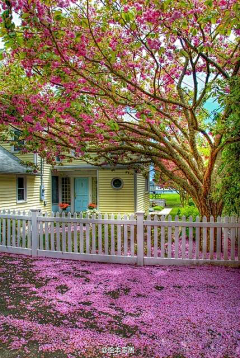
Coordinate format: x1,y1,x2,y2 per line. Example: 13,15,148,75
182,21,188,30
22,12,30,19
191,28,198,36
108,120,119,131
205,0,213,7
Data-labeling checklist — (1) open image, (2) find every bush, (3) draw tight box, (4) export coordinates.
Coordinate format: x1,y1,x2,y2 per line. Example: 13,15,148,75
176,205,199,220
153,206,164,211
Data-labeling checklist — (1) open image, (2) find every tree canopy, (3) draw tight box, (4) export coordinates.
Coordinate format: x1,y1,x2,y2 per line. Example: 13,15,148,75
0,0,240,217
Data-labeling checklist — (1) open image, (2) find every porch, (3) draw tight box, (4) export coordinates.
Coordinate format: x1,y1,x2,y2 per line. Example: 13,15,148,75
51,168,97,213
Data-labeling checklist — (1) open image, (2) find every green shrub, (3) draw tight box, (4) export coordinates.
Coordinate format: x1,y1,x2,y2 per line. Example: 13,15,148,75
153,206,164,211
176,205,199,220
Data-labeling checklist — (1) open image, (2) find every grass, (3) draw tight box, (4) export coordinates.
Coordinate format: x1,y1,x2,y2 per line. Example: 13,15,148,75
151,193,182,217
160,194,182,208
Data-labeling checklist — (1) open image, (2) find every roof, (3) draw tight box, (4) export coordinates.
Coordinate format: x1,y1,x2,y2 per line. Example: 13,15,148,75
0,146,39,175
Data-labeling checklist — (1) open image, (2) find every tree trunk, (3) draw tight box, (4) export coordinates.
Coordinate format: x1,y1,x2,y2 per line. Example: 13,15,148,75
197,197,223,220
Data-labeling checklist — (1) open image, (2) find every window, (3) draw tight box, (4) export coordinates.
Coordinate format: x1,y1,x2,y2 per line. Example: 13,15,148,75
62,177,71,204
17,177,26,202
111,178,123,190
13,130,24,152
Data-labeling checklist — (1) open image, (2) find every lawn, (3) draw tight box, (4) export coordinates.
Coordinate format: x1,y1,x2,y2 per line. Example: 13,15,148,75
157,193,182,217
0,254,239,358
160,194,181,208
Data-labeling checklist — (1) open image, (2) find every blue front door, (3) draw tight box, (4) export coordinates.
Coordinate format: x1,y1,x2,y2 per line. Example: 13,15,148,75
74,178,89,212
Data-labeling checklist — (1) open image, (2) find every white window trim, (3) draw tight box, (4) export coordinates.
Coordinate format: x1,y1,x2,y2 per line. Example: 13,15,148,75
16,176,27,203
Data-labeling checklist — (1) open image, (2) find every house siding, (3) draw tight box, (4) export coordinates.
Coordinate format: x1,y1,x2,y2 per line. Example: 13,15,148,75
0,174,51,213
98,170,135,214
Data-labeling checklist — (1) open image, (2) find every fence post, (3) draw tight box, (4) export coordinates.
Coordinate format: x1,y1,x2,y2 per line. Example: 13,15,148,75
136,211,145,266
31,209,40,257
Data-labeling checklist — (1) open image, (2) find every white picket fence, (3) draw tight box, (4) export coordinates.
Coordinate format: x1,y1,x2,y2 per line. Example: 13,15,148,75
0,209,239,266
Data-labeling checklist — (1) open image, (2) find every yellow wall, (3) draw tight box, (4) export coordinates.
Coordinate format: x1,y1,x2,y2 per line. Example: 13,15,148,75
98,169,135,214
0,174,51,213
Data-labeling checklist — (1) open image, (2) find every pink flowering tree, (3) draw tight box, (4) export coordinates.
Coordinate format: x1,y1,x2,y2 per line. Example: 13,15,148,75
0,0,240,218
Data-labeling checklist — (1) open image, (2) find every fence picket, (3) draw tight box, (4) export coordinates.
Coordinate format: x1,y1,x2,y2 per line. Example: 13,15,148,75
223,217,229,261
98,213,102,255
92,213,96,254
39,212,43,250
73,212,78,253
161,215,165,258
17,210,20,247
182,215,186,259
12,210,16,247
175,215,179,259
116,214,121,255
210,216,214,260
123,214,128,256
217,216,221,260
147,214,151,257
44,212,49,250
27,211,31,249
104,214,108,255
22,210,26,248
56,212,60,251
51,213,55,251
130,214,134,256
2,210,6,246
67,212,72,253
203,216,207,259
168,215,172,258
86,213,90,254
111,214,115,255
7,210,11,247
230,216,235,261
154,214,158,257
80,212,84,253
62,211,66,252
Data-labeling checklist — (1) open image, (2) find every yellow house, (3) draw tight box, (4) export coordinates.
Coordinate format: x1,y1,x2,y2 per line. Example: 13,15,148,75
0,141,149,214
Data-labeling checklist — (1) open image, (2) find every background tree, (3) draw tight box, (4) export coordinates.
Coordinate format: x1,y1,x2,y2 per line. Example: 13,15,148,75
0,0,240,218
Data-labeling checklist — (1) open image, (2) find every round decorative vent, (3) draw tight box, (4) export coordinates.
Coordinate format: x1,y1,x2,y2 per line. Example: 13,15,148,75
111,178,124,190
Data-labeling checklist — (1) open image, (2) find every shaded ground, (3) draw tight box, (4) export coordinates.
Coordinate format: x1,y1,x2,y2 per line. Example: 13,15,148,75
0,253,239,358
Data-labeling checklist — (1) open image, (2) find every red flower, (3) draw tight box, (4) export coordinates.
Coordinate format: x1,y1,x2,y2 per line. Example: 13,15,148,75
88,203,97,209
59,203,70,209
